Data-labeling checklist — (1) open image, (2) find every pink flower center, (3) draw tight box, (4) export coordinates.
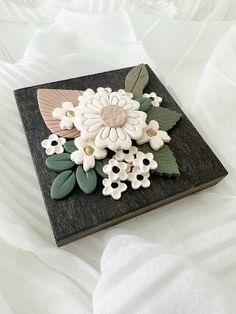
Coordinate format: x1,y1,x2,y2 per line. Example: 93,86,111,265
100,105,127,128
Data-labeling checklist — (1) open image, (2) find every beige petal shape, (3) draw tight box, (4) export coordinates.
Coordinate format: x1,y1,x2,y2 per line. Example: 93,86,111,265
37,88,83,138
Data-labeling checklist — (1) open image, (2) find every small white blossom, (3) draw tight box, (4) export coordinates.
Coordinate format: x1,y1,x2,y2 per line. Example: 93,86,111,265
70,138,107,171
41,134,66,155
103,159,128,181
52,102,77,130
113,146,138,163
133,151,157,173
128,167,150,190
137,120,170,150
102,178,127,200
143,92,162,107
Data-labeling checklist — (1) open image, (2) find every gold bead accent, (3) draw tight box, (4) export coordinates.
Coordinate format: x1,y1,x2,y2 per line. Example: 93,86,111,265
66,110,75,118
146,128,157,137
85,146,94,155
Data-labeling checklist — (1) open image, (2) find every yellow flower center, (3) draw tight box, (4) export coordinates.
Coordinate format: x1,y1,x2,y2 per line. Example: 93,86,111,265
66,110,75,118
85,146,94,155
146,128,157,137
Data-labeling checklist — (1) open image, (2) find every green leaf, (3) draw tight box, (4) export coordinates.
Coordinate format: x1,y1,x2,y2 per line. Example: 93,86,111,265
64,140,77,153
138,144,180,176
76,166,97,194
136,96,152,112
51,170,76,199
95,157,109,178
125,64,149,98
147,107,182,132
46,153,75,172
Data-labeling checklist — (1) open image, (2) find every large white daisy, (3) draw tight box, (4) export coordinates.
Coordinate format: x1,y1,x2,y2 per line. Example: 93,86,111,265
74,88,147,151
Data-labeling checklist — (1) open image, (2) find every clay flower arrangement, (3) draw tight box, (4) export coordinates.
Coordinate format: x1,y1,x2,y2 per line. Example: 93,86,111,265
38,64,182,200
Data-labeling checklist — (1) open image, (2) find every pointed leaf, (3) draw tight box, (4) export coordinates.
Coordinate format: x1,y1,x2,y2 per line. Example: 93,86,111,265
64,140,77,153
138,144,180,176
76,166,97,194
147,107,182,131
95,157,109,178
125,64,149,98
46,153,75,172
37,88,82,138
136,96,152,112
51,170,76,199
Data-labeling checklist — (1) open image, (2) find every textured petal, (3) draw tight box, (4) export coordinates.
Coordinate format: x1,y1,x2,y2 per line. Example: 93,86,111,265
60,116,74,130
45,146,54,155
62,102,74,111
110,128,118,142
150,137,163,150
52,107,64,119
70,150,84,164
93,148,107,160
74,138,87,149
83,155,95,171
54,145,64,154
41,139,50,148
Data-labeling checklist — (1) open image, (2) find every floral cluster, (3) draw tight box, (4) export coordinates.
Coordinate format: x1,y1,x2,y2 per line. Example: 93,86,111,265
40,87,172,200
39,64,181,201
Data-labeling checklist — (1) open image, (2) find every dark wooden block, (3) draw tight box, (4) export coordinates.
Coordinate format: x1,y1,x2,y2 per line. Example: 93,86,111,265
14,66,227,246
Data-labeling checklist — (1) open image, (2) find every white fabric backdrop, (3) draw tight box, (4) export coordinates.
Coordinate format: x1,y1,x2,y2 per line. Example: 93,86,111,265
0,1,235,313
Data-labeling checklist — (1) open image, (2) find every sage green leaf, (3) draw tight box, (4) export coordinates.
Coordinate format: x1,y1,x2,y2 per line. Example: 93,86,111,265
64,140,77,153
76,166,97,194
147,107,182,131
46,153,75,172
125,64,149,98
136,96,152,112
138,144,180,176
95,157,109,178
51,170,76,199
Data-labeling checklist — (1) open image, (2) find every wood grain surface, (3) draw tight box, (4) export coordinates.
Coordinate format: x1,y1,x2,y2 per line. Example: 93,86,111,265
14,66,228,246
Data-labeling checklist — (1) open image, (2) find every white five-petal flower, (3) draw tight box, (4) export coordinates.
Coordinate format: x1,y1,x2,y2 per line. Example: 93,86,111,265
70,138,107,171
103,159,128,181
113,146,138,163
102,179,127,200
74,88,147,151
128,167,150,190
52,102,77,130
143,92,162,107
41,134,66,155
133,151,158,173
137,120,170,150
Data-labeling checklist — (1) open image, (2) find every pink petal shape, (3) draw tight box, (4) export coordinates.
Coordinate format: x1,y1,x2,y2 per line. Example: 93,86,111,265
37,89,83,138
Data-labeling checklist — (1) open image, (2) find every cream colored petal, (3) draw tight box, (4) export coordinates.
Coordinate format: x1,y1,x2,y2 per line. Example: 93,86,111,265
52,107,64,119
110,95,119,105
150,137,163,150
62,102,74,111
93,148,107,160
103,164,110,175
60,116,74,130
41,139,51,148
131,180,141,190
110,172,119,181
116,128,127,141
112,189,122,200
49,134,58,141
149,120,159,130
110,128,118,142
119,170,128,181
57,137,66,145
45,146,54,155
159,131,171,142
82,112,100,119
103,186,112,196
120,182,127,193
124,153,134,163
119,162,127,171
117,98,128,108
136,129,150,145
54,145,64,154
150,160,158,170
74,138,87,149
83,155,95,171
99,95,109,106
142,178,151,188
70,150,84,164
102,178,110,188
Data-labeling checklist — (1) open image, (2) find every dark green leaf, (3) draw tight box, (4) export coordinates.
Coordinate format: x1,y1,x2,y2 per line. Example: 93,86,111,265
46,153,75,172
147,107,182,131
76,166,97,194
125,64,149,98
51,170,76,199
64,140,77,153
136,96,152,112
138,144,180,176
95,157,109,178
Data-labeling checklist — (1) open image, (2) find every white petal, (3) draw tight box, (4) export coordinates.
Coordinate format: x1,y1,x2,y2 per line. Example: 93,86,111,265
142,178,151,188
54,145,64,154
52,107,64,119
62,102,74,111
45,146,54,155
93,148,107,160
71,150,84,164
131,180,141,190
41,139,50,148
110,128,118,142
150,137,163,150
112,189,122,200
83,155,95,171
57,137,66,145
149,120,159,130
60,116,74,130
103,164,110,175
74,138,87,149
110,95,119,105
159,131,171,142
49,134,58,141
119,170,128,181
